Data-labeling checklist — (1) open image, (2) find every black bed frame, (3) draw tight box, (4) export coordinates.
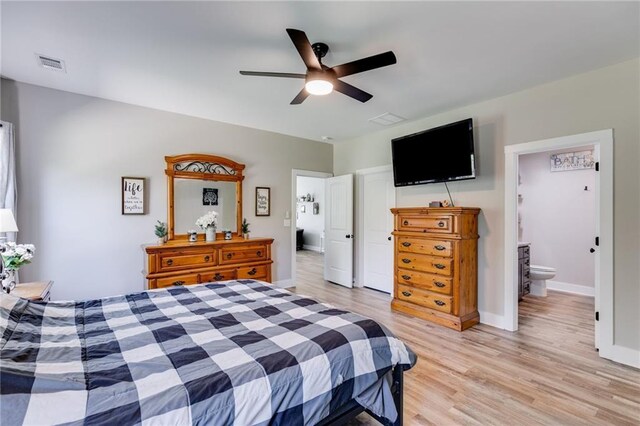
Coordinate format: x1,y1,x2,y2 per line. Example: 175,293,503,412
317,365,404,426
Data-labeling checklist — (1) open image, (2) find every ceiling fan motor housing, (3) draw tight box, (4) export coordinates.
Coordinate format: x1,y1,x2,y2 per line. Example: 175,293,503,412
312,42,329,60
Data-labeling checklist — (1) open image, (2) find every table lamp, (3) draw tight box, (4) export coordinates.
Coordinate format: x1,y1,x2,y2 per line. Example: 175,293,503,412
0,209,19,293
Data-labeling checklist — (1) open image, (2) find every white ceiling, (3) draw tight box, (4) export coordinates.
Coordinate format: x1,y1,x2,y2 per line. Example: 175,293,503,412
2,1,638,143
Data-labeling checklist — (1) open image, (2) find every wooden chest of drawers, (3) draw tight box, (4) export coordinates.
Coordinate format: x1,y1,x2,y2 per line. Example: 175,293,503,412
144,238,273,289
391,207,480,331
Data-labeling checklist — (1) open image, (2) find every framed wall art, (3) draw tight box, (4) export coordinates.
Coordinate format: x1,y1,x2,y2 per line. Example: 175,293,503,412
255,187,270,216
122,177,145,215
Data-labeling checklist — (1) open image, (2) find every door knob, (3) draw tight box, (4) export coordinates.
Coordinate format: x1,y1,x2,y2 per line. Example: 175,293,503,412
387,236,392,241
345,234,354,239
590,248,595,253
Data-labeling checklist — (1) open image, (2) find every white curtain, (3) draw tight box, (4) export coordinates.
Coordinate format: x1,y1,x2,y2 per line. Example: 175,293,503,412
0,121,17,242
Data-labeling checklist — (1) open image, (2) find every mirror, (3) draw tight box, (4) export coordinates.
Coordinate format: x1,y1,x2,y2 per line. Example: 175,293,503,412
166,154,244,240
174,179,237,234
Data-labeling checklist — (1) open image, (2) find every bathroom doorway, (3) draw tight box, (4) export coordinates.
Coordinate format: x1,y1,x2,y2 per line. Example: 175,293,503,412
504,129,615,362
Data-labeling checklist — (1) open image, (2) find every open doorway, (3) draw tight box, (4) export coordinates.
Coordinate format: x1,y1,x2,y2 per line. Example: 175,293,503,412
504,129,613,360
295,175,326,285
290,170,332,287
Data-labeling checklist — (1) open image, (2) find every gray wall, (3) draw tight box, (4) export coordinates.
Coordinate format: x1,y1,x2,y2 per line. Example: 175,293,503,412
334,59,639,350
1,80,333,300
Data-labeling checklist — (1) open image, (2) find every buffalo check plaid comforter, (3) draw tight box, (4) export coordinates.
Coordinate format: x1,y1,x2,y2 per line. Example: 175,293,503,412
1,280,416,425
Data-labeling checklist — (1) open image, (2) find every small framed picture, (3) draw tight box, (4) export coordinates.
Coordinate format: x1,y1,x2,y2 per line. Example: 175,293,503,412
122,177,145,215
202,188,218,205
255,187,270,216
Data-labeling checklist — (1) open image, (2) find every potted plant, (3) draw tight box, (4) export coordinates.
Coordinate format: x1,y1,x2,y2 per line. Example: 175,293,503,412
241,218,250,240
1,242,35,292
154,221,168,244
196,211,218,242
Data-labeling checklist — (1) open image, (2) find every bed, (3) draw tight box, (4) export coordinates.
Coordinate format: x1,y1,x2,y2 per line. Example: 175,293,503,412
1,279,416,425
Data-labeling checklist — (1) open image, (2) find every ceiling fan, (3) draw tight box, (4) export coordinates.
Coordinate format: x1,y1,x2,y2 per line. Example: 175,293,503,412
239,28,397,105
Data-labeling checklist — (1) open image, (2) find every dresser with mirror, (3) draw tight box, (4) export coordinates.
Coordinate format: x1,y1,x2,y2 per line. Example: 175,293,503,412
144,154,273,289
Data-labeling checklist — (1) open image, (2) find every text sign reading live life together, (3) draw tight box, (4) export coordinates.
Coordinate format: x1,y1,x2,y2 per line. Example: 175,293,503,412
122,177,145,215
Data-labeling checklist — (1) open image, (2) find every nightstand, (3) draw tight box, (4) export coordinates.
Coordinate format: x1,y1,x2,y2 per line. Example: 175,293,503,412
12,280,53,301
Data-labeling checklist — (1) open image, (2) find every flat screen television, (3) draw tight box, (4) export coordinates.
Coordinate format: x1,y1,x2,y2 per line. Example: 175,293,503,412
391,118,475,187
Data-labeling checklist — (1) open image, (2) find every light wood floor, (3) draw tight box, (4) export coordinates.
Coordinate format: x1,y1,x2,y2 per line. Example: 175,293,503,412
294,250,640,425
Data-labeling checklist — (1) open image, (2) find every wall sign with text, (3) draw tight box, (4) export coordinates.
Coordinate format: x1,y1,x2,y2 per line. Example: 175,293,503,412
255,187,270,216
122,177,146,215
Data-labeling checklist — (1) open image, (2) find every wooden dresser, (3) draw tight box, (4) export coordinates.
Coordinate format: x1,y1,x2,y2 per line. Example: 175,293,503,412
144,238,273,289
391,207,480,331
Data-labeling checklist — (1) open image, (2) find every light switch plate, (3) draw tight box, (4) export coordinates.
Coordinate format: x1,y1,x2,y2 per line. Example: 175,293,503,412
283,219,291,227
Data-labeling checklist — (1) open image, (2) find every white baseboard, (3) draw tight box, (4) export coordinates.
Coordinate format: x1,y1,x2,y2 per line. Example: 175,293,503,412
478,310,505,330
302,244,322,253
547,280,595,297
273,279,295,289
601,344,640,368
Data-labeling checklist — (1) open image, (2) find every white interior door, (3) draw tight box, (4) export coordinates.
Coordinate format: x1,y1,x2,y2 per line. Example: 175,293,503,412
363,171,395,293
324,174,353,287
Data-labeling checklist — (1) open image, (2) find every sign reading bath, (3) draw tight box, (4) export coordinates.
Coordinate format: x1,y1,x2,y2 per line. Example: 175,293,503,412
550,150,595,172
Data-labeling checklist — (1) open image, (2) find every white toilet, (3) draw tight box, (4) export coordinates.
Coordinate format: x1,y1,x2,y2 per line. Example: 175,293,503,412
529,265,556,297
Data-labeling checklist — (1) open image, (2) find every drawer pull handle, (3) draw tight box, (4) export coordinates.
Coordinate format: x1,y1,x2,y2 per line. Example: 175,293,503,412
403,220,409,226
214,273,224,281
247,268,257,276
401,242,411,247
434,245,446,251
204,255,210,262
402,291,412,297
226,253,233,259
172,280,185,286
256,250,262,257
401,275,411,280
402,258,411,264
434,264,446,269
434,300,446,306
166,259,173,266
438,221,445,228
435,281,446,288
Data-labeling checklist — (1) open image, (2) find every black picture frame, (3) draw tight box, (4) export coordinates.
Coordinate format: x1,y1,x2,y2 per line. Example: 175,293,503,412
255,187,270,216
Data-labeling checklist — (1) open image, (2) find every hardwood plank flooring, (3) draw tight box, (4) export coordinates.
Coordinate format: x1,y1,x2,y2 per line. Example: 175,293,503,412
293,250,640,425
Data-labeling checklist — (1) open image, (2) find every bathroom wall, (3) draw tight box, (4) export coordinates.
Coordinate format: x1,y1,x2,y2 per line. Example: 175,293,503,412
519,148,596,292
296,176,325,252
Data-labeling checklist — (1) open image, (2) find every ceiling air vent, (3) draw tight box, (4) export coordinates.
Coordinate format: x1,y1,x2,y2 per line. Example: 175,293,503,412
368,112,405,126
36,54,66,72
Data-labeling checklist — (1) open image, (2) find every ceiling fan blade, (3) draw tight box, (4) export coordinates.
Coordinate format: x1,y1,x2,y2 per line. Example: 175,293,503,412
290,88,309,105
333,80,373,103
286,28,322,70
331,51,397,78
239,71,306,79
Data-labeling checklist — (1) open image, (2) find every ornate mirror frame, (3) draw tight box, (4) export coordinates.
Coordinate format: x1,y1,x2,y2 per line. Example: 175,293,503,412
166,154,245,240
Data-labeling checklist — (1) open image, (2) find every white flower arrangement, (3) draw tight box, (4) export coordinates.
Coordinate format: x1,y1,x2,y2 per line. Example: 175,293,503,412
196,211,218,230
1,242,36,271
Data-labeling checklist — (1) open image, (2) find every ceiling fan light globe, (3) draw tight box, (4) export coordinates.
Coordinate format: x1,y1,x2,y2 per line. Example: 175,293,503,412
305,79,333,96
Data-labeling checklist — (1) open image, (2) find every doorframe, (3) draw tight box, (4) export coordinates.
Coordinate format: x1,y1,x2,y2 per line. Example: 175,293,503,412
291,169,332,287
503,129,613,358
355,165,395,290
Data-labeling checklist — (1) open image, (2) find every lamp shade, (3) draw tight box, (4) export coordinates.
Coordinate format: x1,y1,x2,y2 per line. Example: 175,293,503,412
0,209,18,233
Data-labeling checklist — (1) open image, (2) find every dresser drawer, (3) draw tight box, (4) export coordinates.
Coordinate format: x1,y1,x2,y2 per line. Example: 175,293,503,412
158,249,216,272
397,270,453,295
220,245,267,265
397,284,453,313
397,214,453,234
397,253,453,276
397,237,453,257
156,273,200,289
237,265,268,280
199,269,237,283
